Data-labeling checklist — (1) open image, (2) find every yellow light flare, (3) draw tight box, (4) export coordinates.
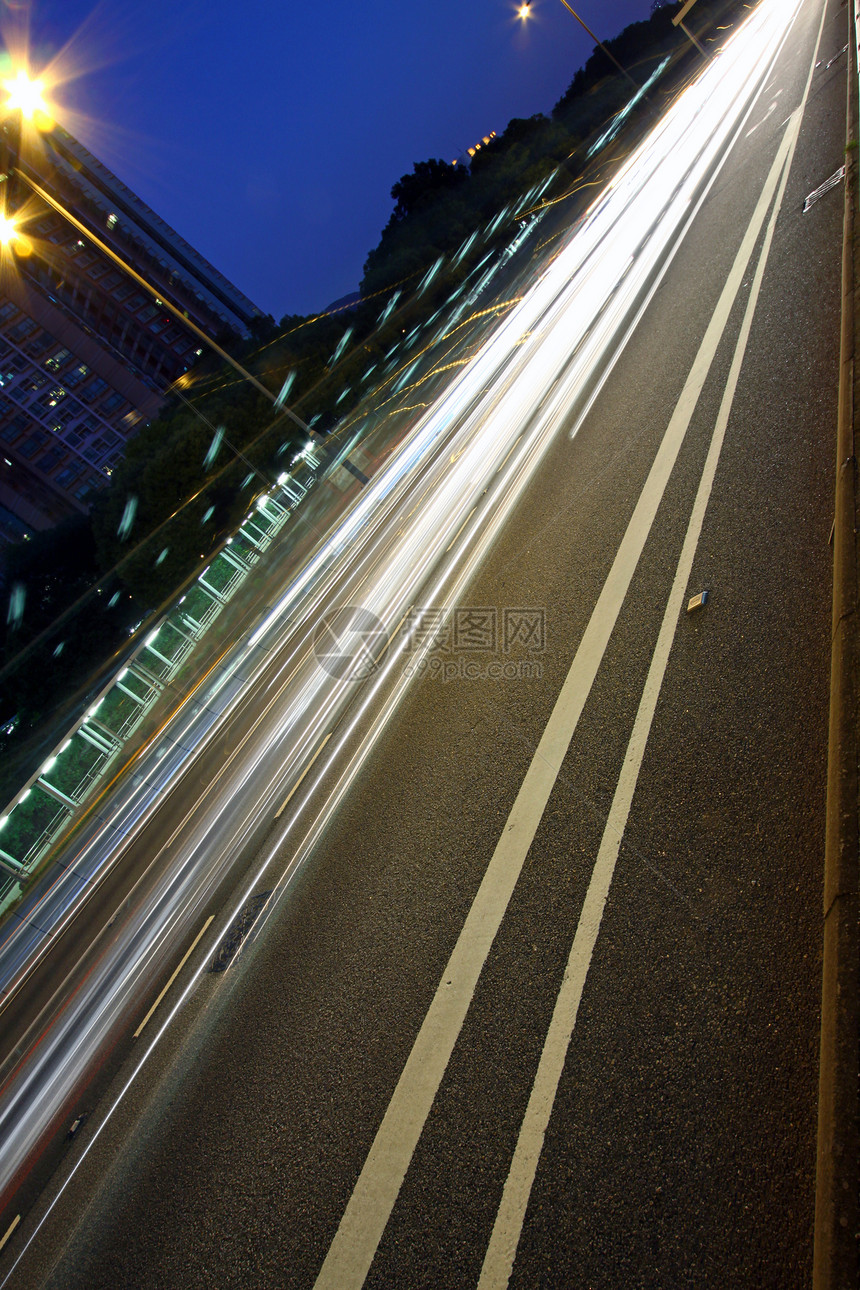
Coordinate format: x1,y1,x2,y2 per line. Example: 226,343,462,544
517,3,532,19
0,214,32,256
2,69,54,130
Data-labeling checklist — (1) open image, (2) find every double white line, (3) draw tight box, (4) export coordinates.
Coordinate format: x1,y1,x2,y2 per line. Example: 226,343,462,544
314,2,825,1287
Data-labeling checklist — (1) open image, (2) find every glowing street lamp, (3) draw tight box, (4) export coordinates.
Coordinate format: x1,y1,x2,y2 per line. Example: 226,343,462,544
517,3,532,18
2,70,54,130
0,212,31,256
0,69,361,482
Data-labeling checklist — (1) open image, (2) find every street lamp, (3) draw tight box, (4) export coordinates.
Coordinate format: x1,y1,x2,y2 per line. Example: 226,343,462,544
0,67,358,477
0,211,30,256
517,3,532,18
2,70,53,129
0,70,369,491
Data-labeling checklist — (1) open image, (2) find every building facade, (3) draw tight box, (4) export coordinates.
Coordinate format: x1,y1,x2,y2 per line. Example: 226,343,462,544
0,120,264,541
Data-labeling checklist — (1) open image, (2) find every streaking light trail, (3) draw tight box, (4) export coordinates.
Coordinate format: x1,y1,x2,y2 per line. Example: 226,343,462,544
0,0,801,1238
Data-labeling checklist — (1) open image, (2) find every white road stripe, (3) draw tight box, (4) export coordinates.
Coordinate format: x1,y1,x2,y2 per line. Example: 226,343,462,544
313,43,807,1290
477,9,824,1278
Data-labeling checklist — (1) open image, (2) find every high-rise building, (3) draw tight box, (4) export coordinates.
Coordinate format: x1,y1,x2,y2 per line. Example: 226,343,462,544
0,120,264,541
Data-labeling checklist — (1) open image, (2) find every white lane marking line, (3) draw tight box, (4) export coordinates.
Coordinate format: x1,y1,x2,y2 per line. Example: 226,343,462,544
497,436,523,473
312,81,803,1290
275,733,333,819
0,1216,19,1254
477,15,819,1275
133,915,215,1039
445,507,477,554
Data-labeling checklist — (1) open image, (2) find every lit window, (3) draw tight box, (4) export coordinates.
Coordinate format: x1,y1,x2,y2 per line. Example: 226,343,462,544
45,348,71,372
106,213,117,230
63,364,89,389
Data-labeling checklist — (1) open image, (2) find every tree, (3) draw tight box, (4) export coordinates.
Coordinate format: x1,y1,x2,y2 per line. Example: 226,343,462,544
389,159,467,223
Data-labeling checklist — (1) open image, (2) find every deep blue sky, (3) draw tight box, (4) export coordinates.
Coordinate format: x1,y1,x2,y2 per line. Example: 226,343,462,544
9,0,657,319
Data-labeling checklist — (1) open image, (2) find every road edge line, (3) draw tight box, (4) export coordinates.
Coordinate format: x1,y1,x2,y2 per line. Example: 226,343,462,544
813,4,860,1287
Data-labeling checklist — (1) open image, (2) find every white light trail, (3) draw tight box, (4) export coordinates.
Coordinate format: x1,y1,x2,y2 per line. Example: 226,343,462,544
0,0,802,1242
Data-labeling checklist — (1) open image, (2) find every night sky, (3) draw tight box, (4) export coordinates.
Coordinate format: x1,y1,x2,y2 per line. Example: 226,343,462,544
9,0,657,320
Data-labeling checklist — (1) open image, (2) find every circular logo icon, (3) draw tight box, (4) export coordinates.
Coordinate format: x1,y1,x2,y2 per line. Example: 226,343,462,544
313,605,389,681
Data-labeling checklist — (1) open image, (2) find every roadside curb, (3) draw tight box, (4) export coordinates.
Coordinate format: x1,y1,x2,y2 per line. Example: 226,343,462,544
813,4,860,1285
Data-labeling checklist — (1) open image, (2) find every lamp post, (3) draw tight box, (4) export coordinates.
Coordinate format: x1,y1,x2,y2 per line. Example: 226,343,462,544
671,0,710,59
0,68,365,481
518,1,638,88
555,1,639,87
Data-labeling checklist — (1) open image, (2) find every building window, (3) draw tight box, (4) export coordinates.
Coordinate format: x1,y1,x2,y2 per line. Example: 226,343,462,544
38,445,65,472
106,213,118,230
25,332,56,358
55,464,83,488
19,431,48,458
0,302,17,322
101,391,125,415
8,318,36,342
45,348,71,371
80,377,108,403
0,416,29,444
63,363,89,389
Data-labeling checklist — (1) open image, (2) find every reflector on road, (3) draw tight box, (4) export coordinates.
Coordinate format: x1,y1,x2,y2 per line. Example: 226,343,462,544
687,590,709,613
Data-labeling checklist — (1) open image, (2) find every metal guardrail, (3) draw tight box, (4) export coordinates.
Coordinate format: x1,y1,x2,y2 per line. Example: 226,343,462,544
0,486,295,907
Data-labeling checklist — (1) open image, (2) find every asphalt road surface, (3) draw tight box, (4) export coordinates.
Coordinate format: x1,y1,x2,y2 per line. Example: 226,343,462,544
1,0,847,1284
